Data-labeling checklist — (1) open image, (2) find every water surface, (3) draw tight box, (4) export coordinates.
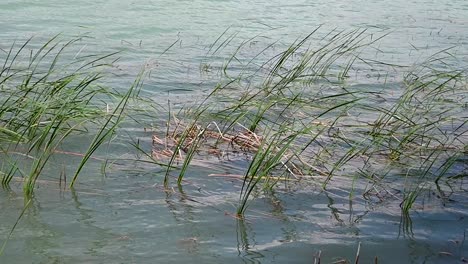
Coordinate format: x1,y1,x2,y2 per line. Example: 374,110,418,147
1,0,468,263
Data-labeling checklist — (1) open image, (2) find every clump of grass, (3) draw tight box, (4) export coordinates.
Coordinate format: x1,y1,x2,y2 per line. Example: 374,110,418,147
142,28,467,216
0,36,139,196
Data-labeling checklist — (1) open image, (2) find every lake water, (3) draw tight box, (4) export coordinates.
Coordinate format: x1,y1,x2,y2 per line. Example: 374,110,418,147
1,0,468,263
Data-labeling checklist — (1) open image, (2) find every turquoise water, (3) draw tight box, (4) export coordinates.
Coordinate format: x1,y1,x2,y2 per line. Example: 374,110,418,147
1,0,468,263
2,0,468,88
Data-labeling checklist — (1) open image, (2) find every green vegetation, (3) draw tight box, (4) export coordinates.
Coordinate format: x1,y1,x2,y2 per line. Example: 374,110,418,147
0,36,139,196
147,29,467,217
0,30,466,221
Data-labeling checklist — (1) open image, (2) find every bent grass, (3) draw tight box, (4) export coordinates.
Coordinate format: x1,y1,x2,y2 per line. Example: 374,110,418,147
0,37,141,255
0,29,466,260
0,37,138,195
145,29,467,216
1,30,466,220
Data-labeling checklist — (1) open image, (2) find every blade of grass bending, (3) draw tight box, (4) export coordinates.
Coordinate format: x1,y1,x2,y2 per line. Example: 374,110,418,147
163,111,206,187
434,154,460,184
177,127,206,185
1,161,18,187
238,130,272,201
69,73,142,188
237,132,298,215
0,126,27,143
163,81,230,187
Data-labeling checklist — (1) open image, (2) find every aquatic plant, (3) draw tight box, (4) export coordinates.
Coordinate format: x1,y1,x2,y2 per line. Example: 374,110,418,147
145,28,467,216
0,36,138,196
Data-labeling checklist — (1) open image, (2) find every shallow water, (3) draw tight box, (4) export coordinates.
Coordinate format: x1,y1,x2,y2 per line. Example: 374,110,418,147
1,0,468,263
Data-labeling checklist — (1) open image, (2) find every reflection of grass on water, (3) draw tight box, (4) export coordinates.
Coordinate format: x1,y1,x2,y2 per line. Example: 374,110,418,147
0,29,467,221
